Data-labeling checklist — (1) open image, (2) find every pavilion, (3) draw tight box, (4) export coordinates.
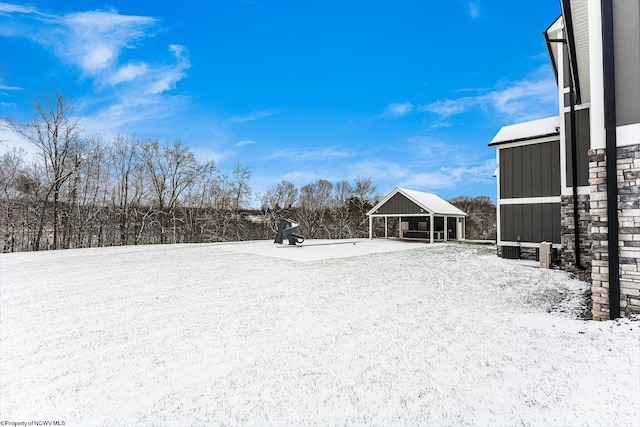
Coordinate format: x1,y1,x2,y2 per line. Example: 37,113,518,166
367,187,468,243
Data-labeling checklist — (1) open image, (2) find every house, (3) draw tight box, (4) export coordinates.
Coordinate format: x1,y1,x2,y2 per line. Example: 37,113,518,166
490,0,640,320
367,187,467,243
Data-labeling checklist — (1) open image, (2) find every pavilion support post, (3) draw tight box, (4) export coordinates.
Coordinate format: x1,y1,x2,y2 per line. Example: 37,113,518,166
463,217,466,240
384,217,388,238
429,213,434,244
369,216,373,239
444,216,448,242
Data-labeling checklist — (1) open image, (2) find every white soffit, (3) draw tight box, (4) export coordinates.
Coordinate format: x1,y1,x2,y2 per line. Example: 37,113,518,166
571,0,591,103
546,16,564,82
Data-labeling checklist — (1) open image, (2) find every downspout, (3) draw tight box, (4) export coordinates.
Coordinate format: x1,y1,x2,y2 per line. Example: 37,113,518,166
601,0,620,319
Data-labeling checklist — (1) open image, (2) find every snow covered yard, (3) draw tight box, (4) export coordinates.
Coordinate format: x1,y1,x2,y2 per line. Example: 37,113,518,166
1,241,638,426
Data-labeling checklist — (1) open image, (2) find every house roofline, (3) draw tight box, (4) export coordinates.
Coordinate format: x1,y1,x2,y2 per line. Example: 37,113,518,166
488,132,560,147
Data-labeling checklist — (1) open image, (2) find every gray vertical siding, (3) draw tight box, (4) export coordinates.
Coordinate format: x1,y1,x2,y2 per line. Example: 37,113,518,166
375,193,422,215
564,108,591,187
499,140,561,198
500,203,561,244
613,0,640,126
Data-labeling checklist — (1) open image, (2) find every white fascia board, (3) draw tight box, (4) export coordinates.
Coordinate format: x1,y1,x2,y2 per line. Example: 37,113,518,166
563,102,590,113
369,213,433,217
561,185,590,196
494,135,560,150
617,123,640,147
499,196,562,205
589,0,606,150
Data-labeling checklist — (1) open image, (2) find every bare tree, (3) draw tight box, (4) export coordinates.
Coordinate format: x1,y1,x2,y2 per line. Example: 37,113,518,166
67,134,110,248
260,180,298,234
182,161,217,242
0,148,25,252
350,176,377,237
108,135,145,245
7,91,82,250
140,139,213,243
231,162,252,211
448,195,496,240
298,179,333,238
331,180,353,238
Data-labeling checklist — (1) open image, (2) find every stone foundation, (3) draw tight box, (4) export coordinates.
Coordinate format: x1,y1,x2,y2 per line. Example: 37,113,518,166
617,145,640,317
520,246,538,261
589,145,640,320
561,194,592,271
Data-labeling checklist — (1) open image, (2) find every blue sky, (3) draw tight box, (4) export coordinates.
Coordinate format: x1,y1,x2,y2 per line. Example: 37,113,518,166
0,0,561,204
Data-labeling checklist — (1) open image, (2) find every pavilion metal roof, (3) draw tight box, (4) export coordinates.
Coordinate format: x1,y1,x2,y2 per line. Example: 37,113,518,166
368,187,468,217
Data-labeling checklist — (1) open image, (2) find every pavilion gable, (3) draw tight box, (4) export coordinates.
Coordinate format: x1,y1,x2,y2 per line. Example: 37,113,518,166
374,192,426,215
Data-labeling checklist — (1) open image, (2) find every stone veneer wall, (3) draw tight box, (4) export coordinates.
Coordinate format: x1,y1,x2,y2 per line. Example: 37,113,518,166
589,145,640,321
560,194,592,271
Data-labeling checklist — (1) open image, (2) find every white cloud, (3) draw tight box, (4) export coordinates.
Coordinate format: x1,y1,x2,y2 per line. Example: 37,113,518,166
0,2,40,15
144,45,191,95
382,102,414,118
421,98,470,116
79,92,189,139
108,63,149,85
0,123,39,160
490,78,557,118
0,82,21,91
0,3,196,139
399,159,496,191
267,146,353,161
58,10,157,75
421,70,558,122
227,110,281,123
468,2,480,18
0,3,170,84
349,159,407,181
235,139,257,147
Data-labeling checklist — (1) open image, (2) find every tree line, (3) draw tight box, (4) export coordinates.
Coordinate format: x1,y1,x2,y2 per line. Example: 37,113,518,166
0,91,495,253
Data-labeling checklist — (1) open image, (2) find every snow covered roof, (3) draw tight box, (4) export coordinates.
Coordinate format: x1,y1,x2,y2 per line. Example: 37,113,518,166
488,116,560,146
368,187,468,217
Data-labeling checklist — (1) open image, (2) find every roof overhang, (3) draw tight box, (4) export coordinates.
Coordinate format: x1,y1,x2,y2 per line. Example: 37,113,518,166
544,15,564,86
488,116,560,147
546,0,591,104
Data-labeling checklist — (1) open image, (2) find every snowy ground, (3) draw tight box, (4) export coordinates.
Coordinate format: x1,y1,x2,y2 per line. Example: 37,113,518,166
1,240,638,426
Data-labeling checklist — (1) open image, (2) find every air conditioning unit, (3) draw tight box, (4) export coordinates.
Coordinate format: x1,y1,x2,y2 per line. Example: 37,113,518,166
502,245,520,259
539,242,552,268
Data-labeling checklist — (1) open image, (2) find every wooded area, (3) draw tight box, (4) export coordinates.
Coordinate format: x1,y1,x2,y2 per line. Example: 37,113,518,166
1,91,495,252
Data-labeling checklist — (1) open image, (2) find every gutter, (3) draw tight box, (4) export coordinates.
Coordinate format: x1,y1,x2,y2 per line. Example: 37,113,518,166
488,131,560,147
601,0,621,319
